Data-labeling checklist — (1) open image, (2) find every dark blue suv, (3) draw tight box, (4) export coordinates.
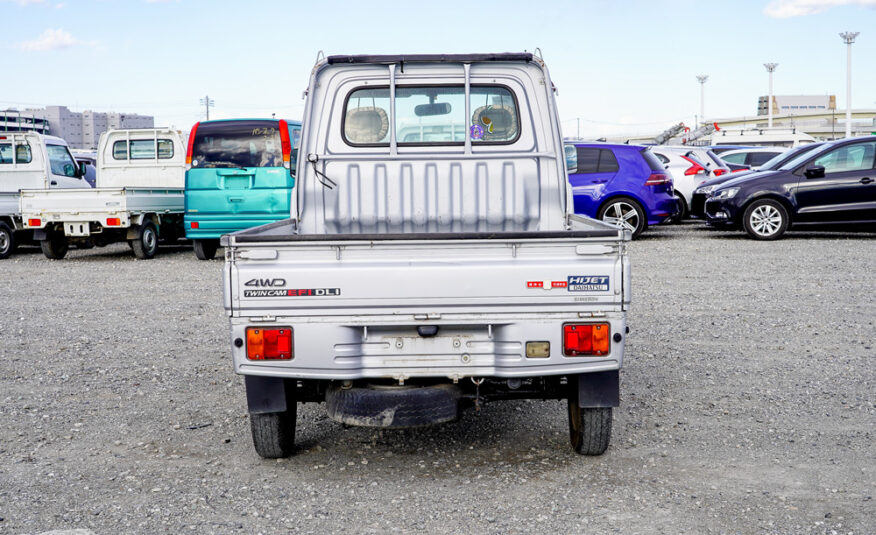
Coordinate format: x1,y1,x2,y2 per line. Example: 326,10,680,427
565,143,678,239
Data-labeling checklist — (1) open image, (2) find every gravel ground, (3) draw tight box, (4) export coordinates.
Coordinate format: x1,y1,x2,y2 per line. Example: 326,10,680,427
0,223,874,535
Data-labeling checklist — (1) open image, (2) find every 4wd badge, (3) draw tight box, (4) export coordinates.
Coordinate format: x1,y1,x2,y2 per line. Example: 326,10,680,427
567,276,609,292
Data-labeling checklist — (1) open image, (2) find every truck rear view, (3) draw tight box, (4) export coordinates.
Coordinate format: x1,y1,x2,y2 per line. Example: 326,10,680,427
222,53,631,458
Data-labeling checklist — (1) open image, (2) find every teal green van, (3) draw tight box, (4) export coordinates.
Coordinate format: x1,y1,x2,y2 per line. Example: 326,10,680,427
184,119,301,259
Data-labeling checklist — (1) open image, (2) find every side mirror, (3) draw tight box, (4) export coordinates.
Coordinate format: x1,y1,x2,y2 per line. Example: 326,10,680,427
804,165,825,179
78,161,88,177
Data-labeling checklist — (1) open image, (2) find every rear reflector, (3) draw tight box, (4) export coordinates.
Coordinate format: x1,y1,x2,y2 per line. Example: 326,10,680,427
563,323,610,356
27,218,41,227
246,327,293,360
644,172,669,186
106,217,121,226
190,222,199,229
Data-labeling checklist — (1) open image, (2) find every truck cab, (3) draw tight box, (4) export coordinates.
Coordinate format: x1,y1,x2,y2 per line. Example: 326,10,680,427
184,119,302,260
0,133,89,258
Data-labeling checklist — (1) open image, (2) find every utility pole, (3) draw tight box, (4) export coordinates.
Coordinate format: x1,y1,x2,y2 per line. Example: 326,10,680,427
577,117,580,139
839,32,859,138
199,95,215,121
696,75,708,126
763,63,778,129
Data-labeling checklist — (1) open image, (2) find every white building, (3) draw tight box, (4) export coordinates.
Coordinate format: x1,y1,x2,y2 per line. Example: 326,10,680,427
17,105,153,149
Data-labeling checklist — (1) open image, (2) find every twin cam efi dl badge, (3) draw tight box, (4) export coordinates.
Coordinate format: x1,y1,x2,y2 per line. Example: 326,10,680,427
567,276,609,292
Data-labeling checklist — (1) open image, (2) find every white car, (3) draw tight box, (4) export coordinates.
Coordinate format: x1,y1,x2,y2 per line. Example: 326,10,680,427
718,148,785,170
650,146,729,220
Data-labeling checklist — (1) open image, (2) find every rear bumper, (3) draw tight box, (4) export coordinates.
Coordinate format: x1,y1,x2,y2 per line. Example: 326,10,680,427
229,312,626,381
646,194,679,225
185,215,287,240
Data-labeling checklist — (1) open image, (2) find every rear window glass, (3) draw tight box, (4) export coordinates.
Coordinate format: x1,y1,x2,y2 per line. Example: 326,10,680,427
749,152,779,167
113,139,174,160
192,120,283,168
344,85,519,146
641,149,665,172
0,142,33,164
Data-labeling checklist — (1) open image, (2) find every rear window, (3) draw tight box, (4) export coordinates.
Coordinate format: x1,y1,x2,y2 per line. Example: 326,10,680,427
0,141,32,164
113,139,174,160
640,149,665,172
192,120,283,168
748,152,780,167
344,85,519,146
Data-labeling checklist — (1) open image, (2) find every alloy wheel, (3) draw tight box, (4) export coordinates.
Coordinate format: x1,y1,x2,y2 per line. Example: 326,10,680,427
749,205,782,237
602,201,640,233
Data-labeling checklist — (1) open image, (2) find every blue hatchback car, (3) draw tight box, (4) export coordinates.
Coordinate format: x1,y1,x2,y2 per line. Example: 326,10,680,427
565,143,678,238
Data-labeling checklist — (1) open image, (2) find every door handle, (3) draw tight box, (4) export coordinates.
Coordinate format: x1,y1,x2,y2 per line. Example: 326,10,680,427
50,180,57,185
860,177,873,184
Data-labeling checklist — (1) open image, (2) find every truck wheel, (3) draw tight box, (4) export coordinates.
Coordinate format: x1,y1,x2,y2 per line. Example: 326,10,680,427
131,222,158,259
250,405,297,458
0,222,14,259
597,197,646,239
41,231,69,260
743,199,789,240
193,239,219,260
568,400,612,455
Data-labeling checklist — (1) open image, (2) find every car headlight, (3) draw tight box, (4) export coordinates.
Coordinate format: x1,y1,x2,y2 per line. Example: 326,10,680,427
696,185,716,195
710,187,739,200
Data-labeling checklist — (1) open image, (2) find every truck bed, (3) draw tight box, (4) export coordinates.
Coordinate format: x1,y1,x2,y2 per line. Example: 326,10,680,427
224,221,628,380
20,187,184,222
0,192,19,218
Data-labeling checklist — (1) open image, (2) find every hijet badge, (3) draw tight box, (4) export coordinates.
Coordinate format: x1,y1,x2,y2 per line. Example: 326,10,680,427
567,276,609,292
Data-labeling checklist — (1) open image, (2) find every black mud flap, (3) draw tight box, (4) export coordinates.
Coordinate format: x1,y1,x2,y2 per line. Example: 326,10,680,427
325,384,461,428
245,376,288,414
577,370,619,408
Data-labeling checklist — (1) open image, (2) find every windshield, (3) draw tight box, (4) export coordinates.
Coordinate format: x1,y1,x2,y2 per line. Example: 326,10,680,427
759,144,820,170
192,120,283,169
778,143,833,171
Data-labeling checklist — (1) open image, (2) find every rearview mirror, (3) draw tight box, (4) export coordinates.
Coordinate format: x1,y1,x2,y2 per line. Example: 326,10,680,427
804,165,825,179
78,161,88,177
414,102,451,117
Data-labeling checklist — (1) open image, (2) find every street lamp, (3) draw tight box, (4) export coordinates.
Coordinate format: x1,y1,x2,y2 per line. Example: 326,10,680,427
764,63,778,129
839,32,859,138
696,75,708,127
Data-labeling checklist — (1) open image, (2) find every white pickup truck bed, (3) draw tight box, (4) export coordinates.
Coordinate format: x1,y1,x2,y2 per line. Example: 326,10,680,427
20,187,183,230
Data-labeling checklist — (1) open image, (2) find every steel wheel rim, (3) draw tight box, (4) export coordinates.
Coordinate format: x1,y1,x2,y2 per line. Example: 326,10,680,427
750,205,782,236
602,202,640,233
144,228,156,251
0,230,9,253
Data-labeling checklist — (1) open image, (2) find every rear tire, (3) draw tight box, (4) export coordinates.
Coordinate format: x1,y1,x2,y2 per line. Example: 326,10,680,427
568,384,612,455
0,222,14,259
131,222,158,259
41,231,69,259
193,239,219,260
669,194,688,223
250,405,297,459
597,196,646,239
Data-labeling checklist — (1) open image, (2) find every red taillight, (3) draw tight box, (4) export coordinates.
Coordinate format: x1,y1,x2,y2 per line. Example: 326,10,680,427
27,218,41,227
644,172,669,186
106,217,120,226
563,323,610,356
190,222,199,229
732,168,749,173
278,119,291,169
682,156,705,176
246,327,293,360
713,168,727,177
185,122,199,169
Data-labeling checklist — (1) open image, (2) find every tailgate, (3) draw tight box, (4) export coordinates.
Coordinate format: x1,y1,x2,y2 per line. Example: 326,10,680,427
20,188,130,215
228,235,626,316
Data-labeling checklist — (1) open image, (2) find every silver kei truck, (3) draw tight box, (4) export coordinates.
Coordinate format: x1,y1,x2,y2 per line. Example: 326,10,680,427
222,52,631,458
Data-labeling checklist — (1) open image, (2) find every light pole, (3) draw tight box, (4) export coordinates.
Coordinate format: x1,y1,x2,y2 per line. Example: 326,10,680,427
696,75,708,126
839,32,859,138
764,63,778,129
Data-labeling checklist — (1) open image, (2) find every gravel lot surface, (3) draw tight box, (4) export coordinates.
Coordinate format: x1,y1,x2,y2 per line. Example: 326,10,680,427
1,223,874,535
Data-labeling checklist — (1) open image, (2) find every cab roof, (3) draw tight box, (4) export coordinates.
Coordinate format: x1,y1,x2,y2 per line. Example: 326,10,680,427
326,53,533,65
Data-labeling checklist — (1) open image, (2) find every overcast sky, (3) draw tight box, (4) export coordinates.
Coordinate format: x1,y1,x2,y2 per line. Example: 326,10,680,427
3,0,875,139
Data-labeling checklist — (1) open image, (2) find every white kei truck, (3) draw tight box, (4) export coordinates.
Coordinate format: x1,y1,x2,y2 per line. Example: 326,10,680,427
222,53,631,458
20,128,187,259
0,132,91,259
